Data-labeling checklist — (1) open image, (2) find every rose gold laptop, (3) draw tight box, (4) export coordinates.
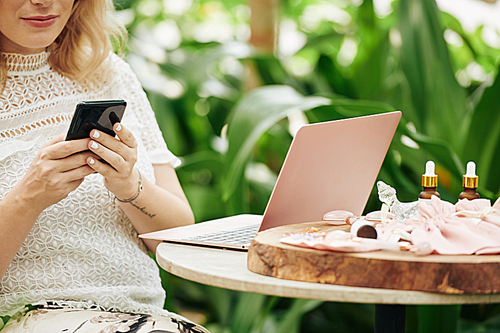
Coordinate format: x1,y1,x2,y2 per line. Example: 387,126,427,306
140,111,401,250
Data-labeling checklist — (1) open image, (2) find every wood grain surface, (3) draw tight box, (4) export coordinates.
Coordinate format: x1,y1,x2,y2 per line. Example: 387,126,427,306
247,222,500,294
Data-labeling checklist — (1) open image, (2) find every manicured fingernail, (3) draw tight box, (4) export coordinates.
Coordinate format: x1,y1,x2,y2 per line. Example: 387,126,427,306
89,158,95,165
90,141,98,149
92,131,100,139
116,124,122,131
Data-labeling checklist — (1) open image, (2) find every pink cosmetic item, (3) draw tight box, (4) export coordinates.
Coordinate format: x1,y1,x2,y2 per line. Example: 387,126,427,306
322,210,358,225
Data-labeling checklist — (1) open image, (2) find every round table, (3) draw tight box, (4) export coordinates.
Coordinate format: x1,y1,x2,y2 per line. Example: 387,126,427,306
156,242,500,332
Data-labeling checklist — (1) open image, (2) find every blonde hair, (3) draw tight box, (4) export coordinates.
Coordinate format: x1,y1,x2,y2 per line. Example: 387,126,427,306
0,0,127,91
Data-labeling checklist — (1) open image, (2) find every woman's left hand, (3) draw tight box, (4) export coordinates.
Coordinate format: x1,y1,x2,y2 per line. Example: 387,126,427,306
86,123,140,200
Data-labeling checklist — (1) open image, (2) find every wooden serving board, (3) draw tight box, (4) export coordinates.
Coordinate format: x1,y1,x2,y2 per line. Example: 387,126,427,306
247,221,500,294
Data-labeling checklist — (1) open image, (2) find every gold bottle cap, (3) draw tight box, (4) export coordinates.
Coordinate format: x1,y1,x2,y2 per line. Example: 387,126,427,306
422,161,438,187
463,175,478,188
463,161,478,188
422,175,438,187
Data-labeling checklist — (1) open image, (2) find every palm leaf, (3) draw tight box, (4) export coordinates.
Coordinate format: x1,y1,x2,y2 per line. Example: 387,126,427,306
398,0,468,150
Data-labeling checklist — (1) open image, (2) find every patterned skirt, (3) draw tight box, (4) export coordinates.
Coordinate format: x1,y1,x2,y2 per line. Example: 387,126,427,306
0,303,210,333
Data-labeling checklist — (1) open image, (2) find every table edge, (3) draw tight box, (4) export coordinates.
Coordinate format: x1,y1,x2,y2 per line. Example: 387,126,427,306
156,243,500,305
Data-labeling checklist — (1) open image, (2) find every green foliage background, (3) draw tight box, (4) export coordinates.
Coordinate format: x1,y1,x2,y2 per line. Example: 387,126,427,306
116,0,500,331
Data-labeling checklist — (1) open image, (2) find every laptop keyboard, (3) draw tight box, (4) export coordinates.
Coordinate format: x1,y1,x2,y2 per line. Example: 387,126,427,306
182,224,260,245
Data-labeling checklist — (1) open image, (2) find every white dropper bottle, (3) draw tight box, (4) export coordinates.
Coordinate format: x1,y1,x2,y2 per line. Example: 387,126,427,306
419,161,440,200
459,161,480,200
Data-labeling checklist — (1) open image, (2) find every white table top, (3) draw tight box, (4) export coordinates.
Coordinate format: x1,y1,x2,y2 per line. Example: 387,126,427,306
156,242,500,305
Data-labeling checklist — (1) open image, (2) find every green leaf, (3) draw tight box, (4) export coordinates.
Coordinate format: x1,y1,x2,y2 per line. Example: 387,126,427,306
398,0,468,150
274,299,323,333
402,125,464,180
350,31,390,100
463,67,500,194
222,85,330,201
250,55,290,86
310,97,396,119
148,92,184,155
418,305,461,333
183,184,226,222
377,150,421,202
299,32,343,53
315,55,356,98
160,42,252,88
178,150,224,174
205,287,235,328
350,0,391,100
358,0,375,30
230,293,268,333
176,151,227,220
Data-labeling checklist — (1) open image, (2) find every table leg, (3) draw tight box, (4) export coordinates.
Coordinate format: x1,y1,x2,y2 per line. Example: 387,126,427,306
374,304,406,333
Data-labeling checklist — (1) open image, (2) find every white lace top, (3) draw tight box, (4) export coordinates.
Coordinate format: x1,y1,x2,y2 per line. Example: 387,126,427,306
0,51,180,316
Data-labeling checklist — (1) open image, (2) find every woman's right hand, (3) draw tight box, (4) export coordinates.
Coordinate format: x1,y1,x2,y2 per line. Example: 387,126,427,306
0,134,97,278
17,133,98,212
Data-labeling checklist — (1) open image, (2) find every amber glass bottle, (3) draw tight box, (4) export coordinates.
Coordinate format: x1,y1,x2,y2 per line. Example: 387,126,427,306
459,162,480,200
419,161,440,200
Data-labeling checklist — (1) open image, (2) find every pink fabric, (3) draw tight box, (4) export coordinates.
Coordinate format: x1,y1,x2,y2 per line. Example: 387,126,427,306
280,230,382,252
375,220,413,242
281,197,500,255
493,197,500,210
407,196,500,255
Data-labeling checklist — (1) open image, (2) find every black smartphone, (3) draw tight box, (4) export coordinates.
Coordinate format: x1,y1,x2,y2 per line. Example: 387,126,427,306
65,100,127,141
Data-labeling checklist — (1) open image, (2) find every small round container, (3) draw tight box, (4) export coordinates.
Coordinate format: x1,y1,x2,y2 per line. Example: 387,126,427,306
350,219,377,239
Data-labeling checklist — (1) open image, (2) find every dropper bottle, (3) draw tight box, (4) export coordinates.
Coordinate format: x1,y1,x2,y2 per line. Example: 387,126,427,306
419,161,440,200
459,161,480,200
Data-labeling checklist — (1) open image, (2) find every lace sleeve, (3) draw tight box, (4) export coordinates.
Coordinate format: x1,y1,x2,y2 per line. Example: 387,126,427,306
110,54,180,167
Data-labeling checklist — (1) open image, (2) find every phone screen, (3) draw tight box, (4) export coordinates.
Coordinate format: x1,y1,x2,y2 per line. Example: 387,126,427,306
66,100,127,141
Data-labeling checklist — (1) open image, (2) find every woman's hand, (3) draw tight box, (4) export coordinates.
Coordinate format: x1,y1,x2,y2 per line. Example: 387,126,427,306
85,123,195,253
18,134,97,211
86,123,140,200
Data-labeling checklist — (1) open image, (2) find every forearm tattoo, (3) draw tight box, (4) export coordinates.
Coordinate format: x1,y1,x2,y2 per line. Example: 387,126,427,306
129,201,156,218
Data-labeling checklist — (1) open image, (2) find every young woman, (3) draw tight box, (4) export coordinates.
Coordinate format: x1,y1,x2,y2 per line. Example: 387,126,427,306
0,0,208,330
